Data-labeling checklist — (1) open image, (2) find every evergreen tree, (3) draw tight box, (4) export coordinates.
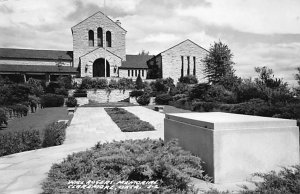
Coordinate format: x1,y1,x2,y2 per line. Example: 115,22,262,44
203,41,237,89
135,73,143,89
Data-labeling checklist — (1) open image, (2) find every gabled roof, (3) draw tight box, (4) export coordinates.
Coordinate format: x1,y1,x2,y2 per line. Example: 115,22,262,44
0,64,78,74
0,48,73,61
71,11,127,32
120,55,153,69
80,47,122,60
155,39,209,57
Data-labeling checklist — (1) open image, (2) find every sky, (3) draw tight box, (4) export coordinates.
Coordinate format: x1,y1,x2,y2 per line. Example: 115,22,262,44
0,0,300,86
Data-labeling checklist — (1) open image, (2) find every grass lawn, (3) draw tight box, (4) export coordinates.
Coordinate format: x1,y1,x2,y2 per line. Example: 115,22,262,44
146,105,192,114
0,107,73,134
81,100,137,107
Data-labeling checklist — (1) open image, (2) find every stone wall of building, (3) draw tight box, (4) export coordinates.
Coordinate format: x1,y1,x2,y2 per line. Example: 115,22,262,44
0,59,72,66
69,89,131,103
80,49,122,77
119,69,148,80
161,40,208,83
72,11,126,69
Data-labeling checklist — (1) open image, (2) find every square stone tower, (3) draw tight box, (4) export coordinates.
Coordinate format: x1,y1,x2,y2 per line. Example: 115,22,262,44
71,11,126,77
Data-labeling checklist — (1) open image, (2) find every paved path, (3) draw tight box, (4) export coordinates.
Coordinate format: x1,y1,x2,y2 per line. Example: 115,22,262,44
0,107,165,194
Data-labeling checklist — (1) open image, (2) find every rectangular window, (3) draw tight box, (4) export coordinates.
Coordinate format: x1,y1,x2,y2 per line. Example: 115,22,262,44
128,70,130,77
193,56,196,76
142,70,144,77
181,56,184,78
139,70,141,76
135,70,137,76
187,56,190,75
131,70,134,76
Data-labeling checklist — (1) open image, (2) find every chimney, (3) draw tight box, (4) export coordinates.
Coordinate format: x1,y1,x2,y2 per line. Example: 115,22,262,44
115,20,121,26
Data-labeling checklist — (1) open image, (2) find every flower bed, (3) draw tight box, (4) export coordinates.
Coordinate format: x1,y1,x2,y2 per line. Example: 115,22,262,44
105,108,155,132
42,139,210,193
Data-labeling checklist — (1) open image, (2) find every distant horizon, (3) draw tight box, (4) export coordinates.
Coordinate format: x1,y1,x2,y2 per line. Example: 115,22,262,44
0,0,299,86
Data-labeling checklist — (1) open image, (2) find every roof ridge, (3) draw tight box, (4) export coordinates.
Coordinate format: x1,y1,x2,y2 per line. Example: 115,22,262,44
0,48,72,52
71,10,127,32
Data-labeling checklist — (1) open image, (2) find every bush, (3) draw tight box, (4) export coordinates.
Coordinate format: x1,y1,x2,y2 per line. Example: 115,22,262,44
6,104,29,117
155,93,173,105
45,82,60,94
173,94,187,101
189,83,210,100
42,122,67,147
108,79,118,89
129,90,144,98
229,99,280,117
235,80,267,103
42,139,210,194
117,78,135,90
135,74,144,89
0,129,41,156
179,75,198,84
54,87,68,97
137,94,150,106
241,165,300,194
65,97,77,107
105,108,154,132
41,94,64,107
191,101,220,112
0,108,8,126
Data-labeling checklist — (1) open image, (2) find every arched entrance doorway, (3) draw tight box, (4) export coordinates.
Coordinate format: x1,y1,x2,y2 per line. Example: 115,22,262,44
93,58,110,77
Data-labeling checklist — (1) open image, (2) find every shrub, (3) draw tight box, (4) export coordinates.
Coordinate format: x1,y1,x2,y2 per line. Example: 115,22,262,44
229,99,280,117
241,165,300,194
179,75,198,84
57,75,73,89
105,108,154,132
54,87,68,97
0,129,41,156
137,94,150,106
192,101,220,112
135,73,144,89
42,122,67,147
6,104,29,117
129,90,144,98
235,80,267,103
42,139,210,194
41,94,64,107
173,94,187,101
189,83,210,100
0,108,8,126
117,78,135,90
108,79,118,89
155,93,173,105
27,78,44,97
65,97,77,107
45,82,60,94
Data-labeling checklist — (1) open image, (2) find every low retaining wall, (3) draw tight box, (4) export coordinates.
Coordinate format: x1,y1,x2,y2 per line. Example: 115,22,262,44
69,89,132,103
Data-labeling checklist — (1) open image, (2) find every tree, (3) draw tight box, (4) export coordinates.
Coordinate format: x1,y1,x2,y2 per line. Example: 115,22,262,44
138,50,150,56
254,66,282,89
203,41,237,89
135,74,143,89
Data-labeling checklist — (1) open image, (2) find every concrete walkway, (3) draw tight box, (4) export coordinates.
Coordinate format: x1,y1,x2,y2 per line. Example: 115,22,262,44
0,107,165,194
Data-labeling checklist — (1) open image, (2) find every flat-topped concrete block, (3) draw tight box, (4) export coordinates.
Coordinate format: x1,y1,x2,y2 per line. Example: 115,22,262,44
164,112,299,184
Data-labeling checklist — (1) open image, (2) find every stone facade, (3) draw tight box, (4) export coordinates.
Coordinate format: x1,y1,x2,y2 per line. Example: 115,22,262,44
119,69,148,80
161,39,208,83
70,89,131,103
80,49,122,77
72,11,126,78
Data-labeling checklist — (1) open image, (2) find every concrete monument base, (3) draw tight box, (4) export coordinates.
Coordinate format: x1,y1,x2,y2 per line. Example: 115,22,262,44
164,112,299,184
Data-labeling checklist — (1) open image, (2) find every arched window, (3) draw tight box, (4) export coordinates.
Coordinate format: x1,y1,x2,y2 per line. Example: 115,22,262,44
97,27,103,47
106,31,111,47
88,30,94,47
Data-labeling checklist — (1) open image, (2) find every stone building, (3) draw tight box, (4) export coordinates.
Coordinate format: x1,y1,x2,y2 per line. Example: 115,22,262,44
147,39,208,83
0,11,209,83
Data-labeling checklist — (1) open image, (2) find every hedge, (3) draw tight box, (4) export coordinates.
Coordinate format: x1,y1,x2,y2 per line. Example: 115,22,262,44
155,93,173,105
105,108,154,132
137,94,150,106
0,121,68,156
65,97,77,107
0,129,41,156
42,139,210,193
42,122,67,147
41,94,64,107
